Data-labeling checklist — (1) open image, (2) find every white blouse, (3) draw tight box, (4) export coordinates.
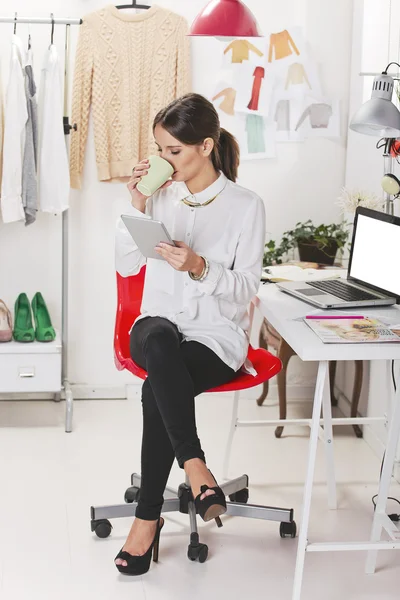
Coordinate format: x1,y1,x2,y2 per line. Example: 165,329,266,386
38,45,69,214
115,173,266,374
1,36,27,223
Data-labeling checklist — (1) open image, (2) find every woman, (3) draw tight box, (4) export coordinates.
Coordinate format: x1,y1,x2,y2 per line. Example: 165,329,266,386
114,93,266,575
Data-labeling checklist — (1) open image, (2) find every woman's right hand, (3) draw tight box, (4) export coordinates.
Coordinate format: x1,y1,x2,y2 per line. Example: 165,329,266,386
127,158,173,211
127,159,150,211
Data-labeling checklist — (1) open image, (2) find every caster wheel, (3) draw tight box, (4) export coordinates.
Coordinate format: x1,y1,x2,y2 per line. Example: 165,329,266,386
280,521,297,539
124,486,140,503
187,543,208,563
229,488,249,503
54,392,61,403
91,519,112,538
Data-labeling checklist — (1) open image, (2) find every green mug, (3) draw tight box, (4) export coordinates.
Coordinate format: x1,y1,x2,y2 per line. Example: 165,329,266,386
136,155,174,196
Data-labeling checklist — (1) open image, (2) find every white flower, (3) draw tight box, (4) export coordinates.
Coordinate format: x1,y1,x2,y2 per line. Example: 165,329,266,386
336,187,384,215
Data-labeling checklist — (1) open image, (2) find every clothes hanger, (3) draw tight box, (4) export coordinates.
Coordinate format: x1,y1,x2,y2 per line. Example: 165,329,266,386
115,1,151,10
50,13,55,44
25,22,34,67
13,12,17,34
27,21,32,50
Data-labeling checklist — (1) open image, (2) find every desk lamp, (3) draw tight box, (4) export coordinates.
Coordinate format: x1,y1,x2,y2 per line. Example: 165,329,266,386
350,62,400,215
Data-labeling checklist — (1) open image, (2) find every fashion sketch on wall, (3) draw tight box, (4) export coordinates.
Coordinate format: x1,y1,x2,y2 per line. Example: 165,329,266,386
267,27,340,142
295,97,340,138
213,36,276,160
209,27,340,158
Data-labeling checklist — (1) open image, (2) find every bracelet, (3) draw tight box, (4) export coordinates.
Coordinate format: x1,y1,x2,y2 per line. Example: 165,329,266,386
189,255,209,281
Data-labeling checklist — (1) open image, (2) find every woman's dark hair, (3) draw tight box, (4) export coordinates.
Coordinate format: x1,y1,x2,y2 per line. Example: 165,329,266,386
153,93,240,182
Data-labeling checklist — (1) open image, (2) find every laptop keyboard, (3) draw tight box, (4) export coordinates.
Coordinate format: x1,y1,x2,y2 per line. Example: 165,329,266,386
308,279,380,302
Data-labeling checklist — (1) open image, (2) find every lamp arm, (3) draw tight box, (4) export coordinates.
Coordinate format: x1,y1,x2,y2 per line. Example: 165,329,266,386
384,61,400,76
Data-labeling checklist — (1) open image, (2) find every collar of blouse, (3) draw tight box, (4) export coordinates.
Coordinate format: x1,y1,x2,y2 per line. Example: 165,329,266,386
178,172,228,208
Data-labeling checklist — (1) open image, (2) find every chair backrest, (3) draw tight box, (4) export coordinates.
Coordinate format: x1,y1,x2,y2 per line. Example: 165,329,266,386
114,267,146,376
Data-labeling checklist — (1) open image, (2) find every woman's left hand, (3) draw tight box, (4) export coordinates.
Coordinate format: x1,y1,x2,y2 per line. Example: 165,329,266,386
154,241,203,274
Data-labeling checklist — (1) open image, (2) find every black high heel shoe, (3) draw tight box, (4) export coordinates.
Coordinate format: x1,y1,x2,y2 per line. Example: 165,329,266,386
114,517,164,576
194,471,227,524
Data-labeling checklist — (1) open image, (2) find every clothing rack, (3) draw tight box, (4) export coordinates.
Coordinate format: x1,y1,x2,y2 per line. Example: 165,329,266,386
0,16,82,25
0,14,82,432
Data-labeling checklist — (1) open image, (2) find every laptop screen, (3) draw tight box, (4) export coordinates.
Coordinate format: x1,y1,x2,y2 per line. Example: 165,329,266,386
349,211,400,296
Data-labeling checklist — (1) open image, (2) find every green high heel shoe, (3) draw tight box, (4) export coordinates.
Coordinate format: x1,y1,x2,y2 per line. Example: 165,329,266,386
13,293,35,343
31,292,56,342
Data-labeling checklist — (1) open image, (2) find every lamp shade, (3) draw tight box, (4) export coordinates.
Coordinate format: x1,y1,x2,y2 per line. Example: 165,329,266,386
350,73,400,137
189,0,262,37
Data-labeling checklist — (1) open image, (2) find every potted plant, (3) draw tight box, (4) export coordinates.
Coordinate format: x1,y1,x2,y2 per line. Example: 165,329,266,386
264,220,350,267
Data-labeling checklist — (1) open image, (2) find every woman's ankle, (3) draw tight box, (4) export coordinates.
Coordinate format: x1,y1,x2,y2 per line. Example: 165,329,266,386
184,457,205,476
134,515,161,525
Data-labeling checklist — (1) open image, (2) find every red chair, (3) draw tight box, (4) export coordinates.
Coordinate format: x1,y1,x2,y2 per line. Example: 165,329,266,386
90,268,297,559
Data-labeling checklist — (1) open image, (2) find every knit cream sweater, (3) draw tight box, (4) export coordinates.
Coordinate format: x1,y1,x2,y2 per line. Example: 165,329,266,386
69,5,191,189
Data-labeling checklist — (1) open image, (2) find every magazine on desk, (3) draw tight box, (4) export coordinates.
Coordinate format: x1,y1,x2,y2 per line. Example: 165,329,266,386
304,317,400,344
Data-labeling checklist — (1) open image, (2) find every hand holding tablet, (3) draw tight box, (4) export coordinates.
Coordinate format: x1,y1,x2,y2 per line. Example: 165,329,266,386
121,214,176,261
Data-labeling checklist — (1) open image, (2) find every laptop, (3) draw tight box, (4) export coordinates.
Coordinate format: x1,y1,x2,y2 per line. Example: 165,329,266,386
276,207,400,308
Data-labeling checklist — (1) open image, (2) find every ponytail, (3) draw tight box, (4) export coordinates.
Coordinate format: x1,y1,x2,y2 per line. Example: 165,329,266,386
212,128,240,183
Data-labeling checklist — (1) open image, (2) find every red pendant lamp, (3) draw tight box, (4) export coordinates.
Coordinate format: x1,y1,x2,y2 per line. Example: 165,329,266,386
189,0,262,38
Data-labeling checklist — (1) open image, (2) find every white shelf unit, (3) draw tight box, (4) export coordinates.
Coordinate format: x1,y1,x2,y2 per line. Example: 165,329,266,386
0,333,62,394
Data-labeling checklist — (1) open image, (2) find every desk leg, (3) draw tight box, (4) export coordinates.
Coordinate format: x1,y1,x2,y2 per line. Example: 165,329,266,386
292,361,328,600
322,367,337,510
365,380,400,574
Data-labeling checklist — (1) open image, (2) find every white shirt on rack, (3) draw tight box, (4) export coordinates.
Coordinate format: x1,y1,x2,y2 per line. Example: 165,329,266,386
38,44,69,214
115,173,266,374
0,58,4,190
1,35,27,223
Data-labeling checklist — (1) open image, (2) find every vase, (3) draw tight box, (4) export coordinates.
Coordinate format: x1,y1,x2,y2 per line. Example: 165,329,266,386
297,239,338,265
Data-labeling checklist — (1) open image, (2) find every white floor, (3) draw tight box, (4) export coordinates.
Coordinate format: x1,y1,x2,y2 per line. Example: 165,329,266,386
0,393,399,600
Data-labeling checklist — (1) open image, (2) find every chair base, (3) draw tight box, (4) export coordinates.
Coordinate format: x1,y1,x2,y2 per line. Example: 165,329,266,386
90,473,296,560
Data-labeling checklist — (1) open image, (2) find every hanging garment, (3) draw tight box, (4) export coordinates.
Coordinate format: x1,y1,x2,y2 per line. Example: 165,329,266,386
212,87,236,115
274,99,290,131
70,5,191,189
295,103,333,130
1,35,27,224
38,45,69,213
268,30,300,62
22,47,38,226
0,64,4,190
247,66,265,111
246,114,265,153
285,63,311,90
223,39,264,64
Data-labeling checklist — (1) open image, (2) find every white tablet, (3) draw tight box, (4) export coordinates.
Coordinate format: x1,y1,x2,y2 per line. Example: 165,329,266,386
121,214,176,261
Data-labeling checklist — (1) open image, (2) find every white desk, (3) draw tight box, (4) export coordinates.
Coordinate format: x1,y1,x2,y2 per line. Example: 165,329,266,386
254,283,400,600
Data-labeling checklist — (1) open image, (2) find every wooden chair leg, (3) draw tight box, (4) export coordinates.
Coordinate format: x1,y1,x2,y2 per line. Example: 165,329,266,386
275,340,295,438
351,360,364,438
329,361,338,407
256,324,270,406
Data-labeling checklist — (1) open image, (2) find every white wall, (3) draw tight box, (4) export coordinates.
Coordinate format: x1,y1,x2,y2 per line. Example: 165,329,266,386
341,0,400,474
0,0,354,394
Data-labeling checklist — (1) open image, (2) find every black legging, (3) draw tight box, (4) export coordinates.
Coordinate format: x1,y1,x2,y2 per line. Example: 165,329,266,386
130,315,238,521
